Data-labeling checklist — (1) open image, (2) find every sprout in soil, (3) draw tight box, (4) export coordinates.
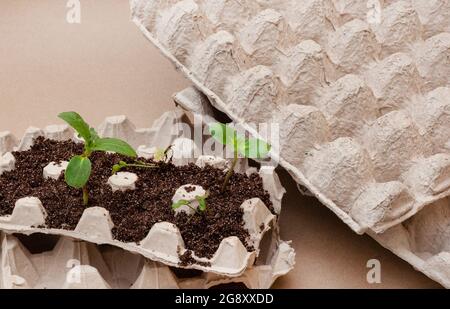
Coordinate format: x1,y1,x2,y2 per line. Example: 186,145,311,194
111,160,157,175
208,123,271,192
112,145,173,174
58,111,137,206
172,192,209,214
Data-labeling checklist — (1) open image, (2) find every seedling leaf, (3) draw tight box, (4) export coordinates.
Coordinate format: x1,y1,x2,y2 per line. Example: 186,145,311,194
238,137,271,159
65,156,92,189
172,199,189,210
196,196,207,212
92,138,137,158
208,123,238,147
112,164,121,174
58,112,92,143
89,128,100,143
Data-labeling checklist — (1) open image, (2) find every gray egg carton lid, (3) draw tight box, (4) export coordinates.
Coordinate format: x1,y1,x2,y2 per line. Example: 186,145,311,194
0,110,290,277
131,0,450,235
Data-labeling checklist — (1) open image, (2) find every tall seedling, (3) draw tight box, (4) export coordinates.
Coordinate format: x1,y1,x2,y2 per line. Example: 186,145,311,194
58,112,137,205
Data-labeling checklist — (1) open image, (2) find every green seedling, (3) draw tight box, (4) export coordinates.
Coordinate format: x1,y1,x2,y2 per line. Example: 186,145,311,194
58,112,137,206
112,160,157,174
209,123,271,192
111,145,173,174
172,192,209,214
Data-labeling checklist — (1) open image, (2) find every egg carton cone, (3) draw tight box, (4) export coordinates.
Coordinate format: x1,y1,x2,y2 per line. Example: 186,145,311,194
0,230,294,289
131,0,450,236
0,110,291,277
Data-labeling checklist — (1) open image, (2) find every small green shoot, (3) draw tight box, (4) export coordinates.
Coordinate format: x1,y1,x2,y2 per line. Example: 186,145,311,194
209,123,271,192
112,145,173,174
171,192,209,214
58,112,137,206
171,199,190,210
112,160,157,175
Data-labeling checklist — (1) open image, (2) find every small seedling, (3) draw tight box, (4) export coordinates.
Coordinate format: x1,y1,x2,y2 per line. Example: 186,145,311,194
209,123,271,192
58,112,137,205
112,160,157,174
172,192,209,214
111,145,173,174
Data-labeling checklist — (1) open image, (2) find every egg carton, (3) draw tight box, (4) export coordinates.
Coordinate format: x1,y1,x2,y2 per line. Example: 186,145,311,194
370,197,450,288
175,87,450,288
131,0,449,234
0,229,294,289
0,111,292,277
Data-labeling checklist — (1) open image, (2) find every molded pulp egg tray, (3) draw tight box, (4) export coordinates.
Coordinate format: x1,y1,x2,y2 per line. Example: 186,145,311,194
0,110,295,285
131,0,450,287
0,231,293,289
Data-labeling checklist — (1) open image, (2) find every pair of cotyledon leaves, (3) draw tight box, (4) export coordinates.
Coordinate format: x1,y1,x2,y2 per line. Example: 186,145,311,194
207,123,271,159
58,112,137,189
171,194,208,212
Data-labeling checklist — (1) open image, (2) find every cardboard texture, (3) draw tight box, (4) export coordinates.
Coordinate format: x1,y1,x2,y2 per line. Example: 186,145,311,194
131,0,450,287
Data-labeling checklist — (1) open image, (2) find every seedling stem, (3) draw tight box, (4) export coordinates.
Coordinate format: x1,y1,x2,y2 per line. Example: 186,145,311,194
221,136,238,192
82,187,89,206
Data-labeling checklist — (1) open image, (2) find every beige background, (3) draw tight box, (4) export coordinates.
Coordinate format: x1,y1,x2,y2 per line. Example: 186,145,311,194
0,0,441,288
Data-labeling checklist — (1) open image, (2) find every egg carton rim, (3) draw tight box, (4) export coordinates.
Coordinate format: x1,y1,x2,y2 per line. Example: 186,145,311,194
0,114,285,277
368,228,449,288
1,232,295,289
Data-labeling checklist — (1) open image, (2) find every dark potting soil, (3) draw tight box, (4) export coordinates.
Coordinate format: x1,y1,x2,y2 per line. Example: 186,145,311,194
0,137,274,260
